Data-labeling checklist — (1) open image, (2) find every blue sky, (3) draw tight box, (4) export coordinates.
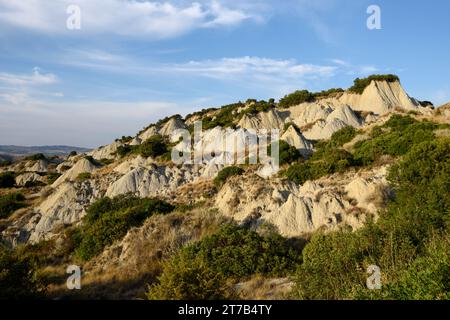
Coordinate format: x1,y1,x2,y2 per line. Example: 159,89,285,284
0,0,449,147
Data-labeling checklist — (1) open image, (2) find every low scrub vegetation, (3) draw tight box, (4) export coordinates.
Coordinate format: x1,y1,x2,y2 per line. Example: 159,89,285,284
147,224,302,299
73,194,175,261
24,153,47,161
348,74,400,94
213,166,244,188
292,137,450,299
0,192,27,219
0,245,47,298
0,171,15,188
76,172,92,181
117,134,169,159
285,116,449,184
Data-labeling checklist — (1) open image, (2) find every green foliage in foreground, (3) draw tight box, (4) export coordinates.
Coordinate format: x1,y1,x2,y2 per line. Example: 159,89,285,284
0,192,26,219
213,166,244,188
0,171,15,188
292,137,450,299
348,74,400,94
0,245,47,298
147,224,302,299
74,194,174,261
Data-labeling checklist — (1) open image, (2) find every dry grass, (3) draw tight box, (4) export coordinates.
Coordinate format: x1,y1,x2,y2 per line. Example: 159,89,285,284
46,205,229,299
236,275,294,300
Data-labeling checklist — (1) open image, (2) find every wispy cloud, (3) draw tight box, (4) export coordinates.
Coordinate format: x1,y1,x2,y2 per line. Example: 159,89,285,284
0,0,261,39
0,67,58,86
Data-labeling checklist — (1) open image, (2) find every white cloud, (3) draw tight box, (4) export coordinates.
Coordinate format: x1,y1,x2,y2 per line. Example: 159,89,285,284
0,0,260,39
166,56,337,80
0,67,58,86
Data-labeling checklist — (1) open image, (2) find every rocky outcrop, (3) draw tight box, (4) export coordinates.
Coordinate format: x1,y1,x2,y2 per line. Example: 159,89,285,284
238,109,285,130
281,126,313,157
215,167,388,237
339,80,420,115
88,141,123,160
52,158,99,187
106,164,201,198
28,181,98,242
15,172,45,187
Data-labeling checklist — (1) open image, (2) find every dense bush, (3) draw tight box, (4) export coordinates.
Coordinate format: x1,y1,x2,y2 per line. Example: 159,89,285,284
239,100,275,116
278,140,302,165
0,245,47,298
292,137,450,299
278,90,314,108
285,148,354,184
0,160,12,167
352,115,440,165
0,171,15,188
24,153,47,161
202,102,243,130
74,195,174,260
148,224,302,299
139,135,168,158
313,88,344,98
348,74,400,94
213,166,244,188
0,192,26,219
147,255,232,300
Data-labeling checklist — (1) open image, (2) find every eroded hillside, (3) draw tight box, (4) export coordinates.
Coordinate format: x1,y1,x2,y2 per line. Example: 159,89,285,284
1,75,449,300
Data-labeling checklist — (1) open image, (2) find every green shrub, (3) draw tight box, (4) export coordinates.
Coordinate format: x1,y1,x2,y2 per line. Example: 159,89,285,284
117,145,134,158
74,195,174,260
140,134,168,158
76,172,91,181
313,88,344,98
0,245,47,298
278,90,314,108
278,140,302,165
352,115,439,166
183,224,301,278
285,148,354,184
292,138,450,300
0,192,26,219
239,100,275,116
147,224,302,299
213,166,244,188
25,153,47,161
147,255,232,300
46,172,61,184
0,171,15,188
348,74,400,94
0,160,12,167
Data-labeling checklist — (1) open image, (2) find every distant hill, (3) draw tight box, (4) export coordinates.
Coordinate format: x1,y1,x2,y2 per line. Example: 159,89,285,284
0,145,91,158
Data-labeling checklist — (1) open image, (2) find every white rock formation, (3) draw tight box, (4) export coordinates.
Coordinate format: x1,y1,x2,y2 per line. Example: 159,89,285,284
26,160,48,173
339,80,420,115
238,109,285,130
281,126,313,157
15,172,45,187
88,141,122,160
303,118,348,140
52,158,99,187
29,182,96,242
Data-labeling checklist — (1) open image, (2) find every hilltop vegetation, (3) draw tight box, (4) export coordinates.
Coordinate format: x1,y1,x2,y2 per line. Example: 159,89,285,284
348,74,400,94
